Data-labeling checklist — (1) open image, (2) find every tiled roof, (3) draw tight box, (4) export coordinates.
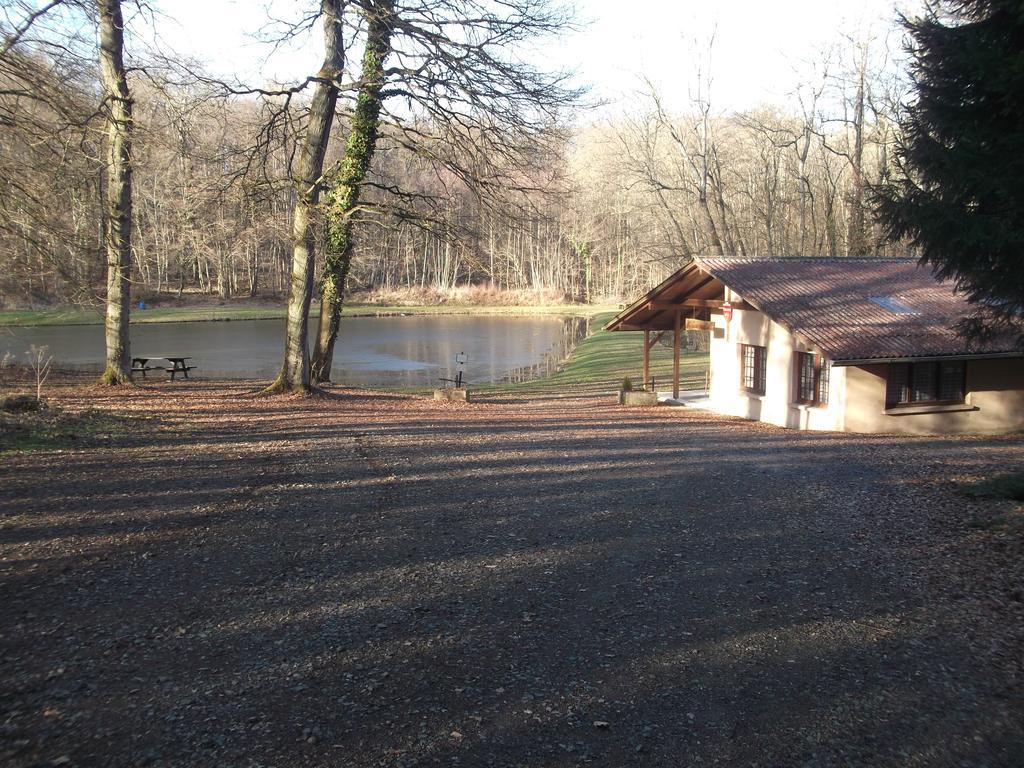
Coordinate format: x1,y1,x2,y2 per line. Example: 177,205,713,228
697,256,1018,362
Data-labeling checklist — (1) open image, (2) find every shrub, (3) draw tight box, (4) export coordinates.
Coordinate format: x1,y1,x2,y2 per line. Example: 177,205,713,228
28,345,52,403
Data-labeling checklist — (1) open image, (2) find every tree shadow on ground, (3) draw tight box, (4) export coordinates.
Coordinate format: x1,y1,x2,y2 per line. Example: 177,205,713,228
1,384,1022,767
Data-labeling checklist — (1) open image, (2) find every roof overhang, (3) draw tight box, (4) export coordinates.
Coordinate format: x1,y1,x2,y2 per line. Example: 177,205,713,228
831,351,1024,366
604,260,734,332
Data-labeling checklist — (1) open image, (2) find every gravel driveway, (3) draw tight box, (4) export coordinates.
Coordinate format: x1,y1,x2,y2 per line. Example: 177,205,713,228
1,383,1022,767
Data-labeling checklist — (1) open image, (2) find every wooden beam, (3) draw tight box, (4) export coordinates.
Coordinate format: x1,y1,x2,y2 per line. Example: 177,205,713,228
647,298,725,310
646,330,665,349
713,299,757,312
642,329,650,389
672,310,681,399
646,298,759,313
685,273,716,298
685,318,715,331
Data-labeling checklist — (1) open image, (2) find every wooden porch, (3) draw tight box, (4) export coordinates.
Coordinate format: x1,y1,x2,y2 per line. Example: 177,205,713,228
604,260,744,398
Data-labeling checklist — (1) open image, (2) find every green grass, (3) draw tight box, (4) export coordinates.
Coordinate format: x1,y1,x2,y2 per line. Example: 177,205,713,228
354,312,708,397
962,471,1024,502
474,312,709,397
0,303,611,327
960,470,1024,531
0,407,140,453
0,307,108,326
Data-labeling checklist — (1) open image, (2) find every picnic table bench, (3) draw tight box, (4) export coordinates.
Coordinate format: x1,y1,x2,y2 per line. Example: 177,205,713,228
132,356,196,380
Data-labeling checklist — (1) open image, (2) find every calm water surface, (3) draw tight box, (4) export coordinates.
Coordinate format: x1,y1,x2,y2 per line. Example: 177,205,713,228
2,315,588,387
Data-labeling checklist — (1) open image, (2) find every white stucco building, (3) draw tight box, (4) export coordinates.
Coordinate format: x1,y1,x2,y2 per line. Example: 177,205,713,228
607,256,1024,435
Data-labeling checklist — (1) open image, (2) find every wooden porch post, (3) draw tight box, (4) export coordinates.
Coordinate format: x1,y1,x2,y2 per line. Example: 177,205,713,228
642,328,650,389
673,310,681,399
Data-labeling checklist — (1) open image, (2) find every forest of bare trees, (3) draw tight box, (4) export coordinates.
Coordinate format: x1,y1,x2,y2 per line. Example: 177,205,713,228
0,2,907,315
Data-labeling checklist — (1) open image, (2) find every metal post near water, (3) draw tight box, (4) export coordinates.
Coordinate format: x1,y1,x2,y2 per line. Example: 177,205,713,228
435,352,470,402
454,351,466,388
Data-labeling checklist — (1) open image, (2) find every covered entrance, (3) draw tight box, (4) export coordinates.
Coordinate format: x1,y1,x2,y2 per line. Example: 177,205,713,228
604,261,747,398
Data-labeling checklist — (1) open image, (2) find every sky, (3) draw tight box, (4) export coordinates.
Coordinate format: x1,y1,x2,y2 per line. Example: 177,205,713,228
149,0,919,116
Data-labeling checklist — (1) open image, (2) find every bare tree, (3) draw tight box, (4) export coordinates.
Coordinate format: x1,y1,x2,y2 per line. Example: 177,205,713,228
0,4,104,304
818,28,898,257
264,0,346,394
0,0,137,381
0,1,914,335
28,343,52,402
309,0,393,384
304,0,579,384
620,36,738,260
97,0,134,384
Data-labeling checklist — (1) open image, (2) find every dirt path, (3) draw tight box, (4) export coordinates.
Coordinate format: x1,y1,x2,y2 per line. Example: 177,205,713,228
1,383,1022,767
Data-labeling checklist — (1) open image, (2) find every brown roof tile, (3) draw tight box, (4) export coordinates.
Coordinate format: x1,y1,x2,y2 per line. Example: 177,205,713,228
696,256,1017,362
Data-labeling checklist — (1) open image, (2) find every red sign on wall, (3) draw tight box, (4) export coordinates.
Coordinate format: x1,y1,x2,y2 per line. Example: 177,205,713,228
722,301,733,322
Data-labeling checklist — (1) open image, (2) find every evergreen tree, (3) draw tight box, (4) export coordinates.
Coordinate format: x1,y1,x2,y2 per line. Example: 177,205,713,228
875,0,1024,343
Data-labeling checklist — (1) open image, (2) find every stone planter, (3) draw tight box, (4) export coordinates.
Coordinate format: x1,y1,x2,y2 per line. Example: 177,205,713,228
618,390,659,407
434,387,469,403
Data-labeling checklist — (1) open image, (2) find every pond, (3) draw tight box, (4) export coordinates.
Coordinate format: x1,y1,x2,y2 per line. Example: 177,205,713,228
1,314,590,388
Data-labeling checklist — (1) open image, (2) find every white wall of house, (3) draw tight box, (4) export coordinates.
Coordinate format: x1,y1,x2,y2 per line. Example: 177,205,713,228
704,289,1024,434
707,291,844,432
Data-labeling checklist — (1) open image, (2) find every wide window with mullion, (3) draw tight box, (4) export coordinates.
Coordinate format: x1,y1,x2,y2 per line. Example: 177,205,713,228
741,344,766,395
887,360,966,406
794,351,830,405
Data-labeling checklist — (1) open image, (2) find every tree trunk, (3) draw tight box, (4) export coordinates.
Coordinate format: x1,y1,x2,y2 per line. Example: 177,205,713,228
97,0,133,385
697,195,724,256
264,0,345,394
710,152,738,256
310,0,395,383
217,249,231,298
846,70,867,255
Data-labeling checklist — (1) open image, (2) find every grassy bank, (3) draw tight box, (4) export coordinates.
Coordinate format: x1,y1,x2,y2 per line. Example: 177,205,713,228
962,472,1024,502
474,312,709,397
959,471,1024,531
0,407,139,453
0,302,612,327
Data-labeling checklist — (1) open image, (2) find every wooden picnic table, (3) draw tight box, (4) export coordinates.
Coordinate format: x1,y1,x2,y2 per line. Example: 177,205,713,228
132,355,195,380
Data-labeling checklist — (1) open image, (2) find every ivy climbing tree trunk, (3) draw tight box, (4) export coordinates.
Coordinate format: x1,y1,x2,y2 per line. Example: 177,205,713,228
265,0,346,394
310,0,394,383
97,0,134,385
